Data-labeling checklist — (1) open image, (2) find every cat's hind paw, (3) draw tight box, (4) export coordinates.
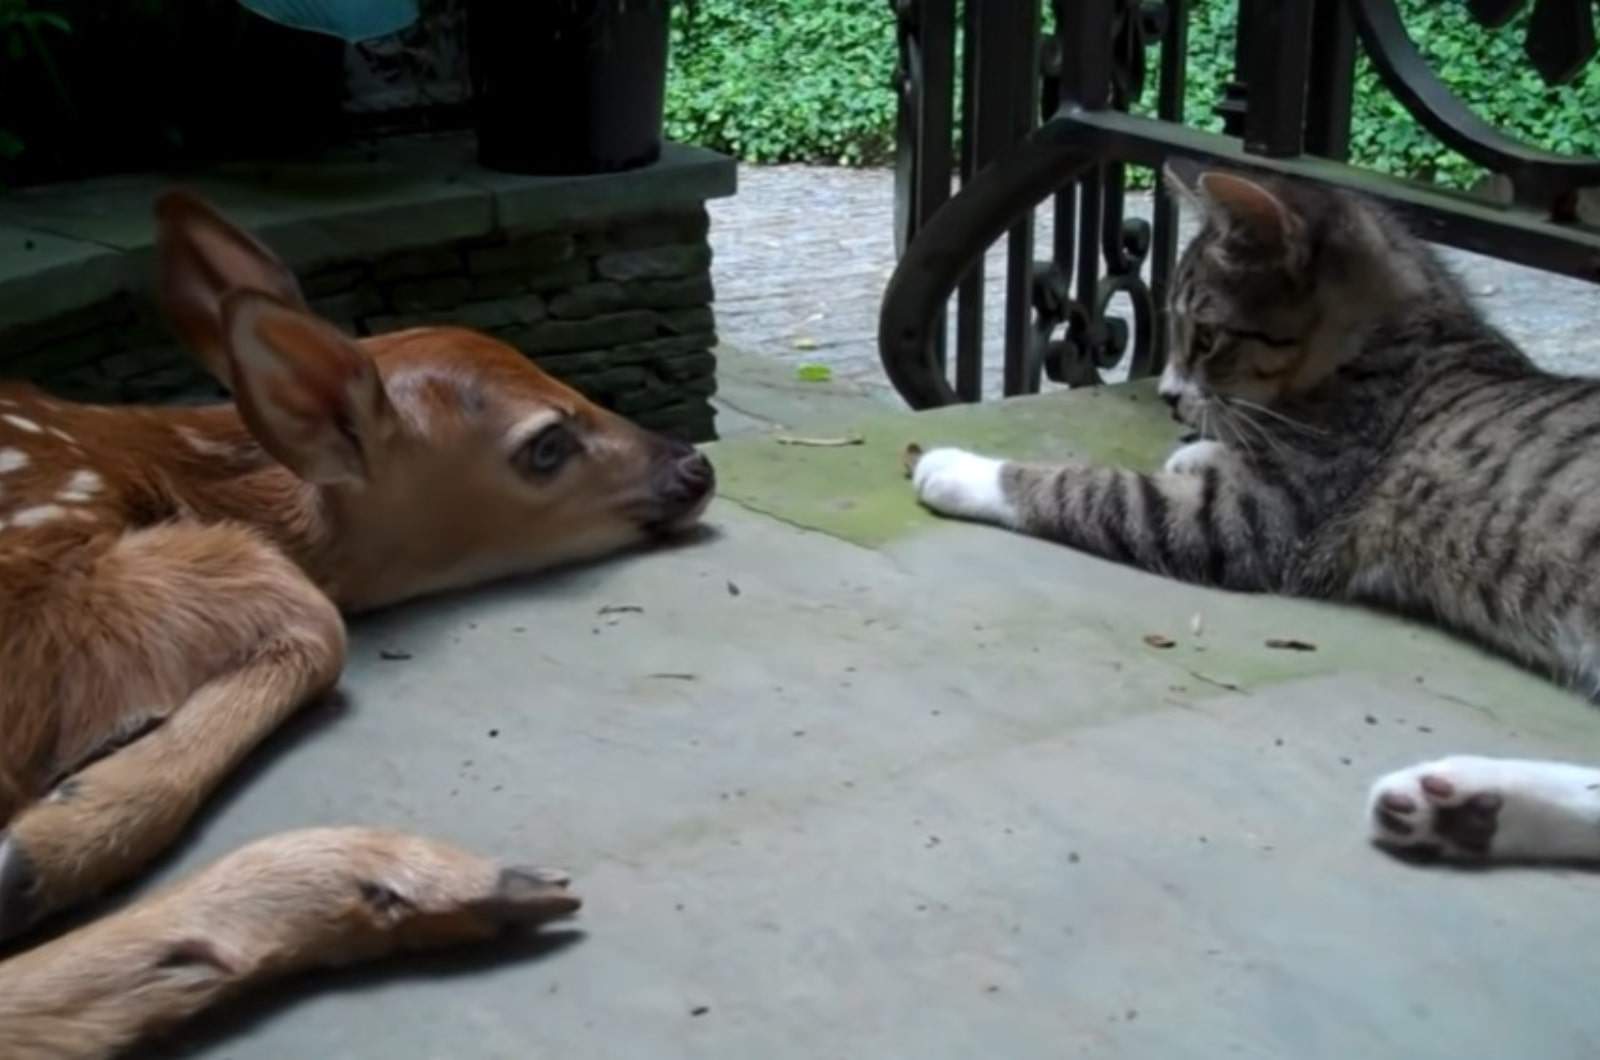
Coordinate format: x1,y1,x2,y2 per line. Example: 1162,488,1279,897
1368,757,1504,861
1367,755,1600,863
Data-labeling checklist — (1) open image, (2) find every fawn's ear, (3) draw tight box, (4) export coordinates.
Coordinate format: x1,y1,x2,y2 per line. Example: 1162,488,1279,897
220,290,396,487
155,189,309,390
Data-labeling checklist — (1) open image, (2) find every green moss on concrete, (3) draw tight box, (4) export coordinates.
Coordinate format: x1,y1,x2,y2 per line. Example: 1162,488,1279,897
708,379,1180,549
707,378,1580,728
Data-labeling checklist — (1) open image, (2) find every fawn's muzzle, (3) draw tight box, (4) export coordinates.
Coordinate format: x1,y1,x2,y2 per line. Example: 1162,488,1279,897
646,440,715,533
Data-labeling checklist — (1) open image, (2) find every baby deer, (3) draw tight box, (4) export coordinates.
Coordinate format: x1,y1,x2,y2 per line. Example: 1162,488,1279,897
0,191,715,1058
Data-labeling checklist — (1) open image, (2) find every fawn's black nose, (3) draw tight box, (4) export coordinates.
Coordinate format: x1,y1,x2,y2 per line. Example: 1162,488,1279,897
648,440,716,533
676,449,714,495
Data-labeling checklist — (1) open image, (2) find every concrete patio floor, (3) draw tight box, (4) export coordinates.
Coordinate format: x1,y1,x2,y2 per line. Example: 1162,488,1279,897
143,377,1600,1059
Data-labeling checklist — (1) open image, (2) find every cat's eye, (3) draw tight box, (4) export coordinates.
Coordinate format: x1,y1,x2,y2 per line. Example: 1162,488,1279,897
513,423,578,477
1190,322,1218,355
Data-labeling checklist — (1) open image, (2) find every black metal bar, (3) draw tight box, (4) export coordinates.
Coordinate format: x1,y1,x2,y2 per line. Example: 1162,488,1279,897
892,0,956,256
1057,0,1115,109
890,0,955,376
1001,0,1041,397
1146,0,1190,378
881,118,1100,409
955,0,985,402
1215,0,1257,135
1243,0,1313,157
1303,0,1356,160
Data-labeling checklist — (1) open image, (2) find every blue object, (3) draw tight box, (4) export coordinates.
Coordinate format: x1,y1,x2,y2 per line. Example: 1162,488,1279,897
235,0,420,42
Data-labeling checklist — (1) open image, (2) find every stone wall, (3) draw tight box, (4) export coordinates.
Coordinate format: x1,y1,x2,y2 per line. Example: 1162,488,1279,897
0,207,721,442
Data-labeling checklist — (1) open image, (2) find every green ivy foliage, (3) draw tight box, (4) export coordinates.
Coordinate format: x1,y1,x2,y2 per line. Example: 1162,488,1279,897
664,0,900,165
666,0,1600,189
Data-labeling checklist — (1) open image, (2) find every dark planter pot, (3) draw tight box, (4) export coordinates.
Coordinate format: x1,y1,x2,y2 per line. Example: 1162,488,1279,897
466,0,671,176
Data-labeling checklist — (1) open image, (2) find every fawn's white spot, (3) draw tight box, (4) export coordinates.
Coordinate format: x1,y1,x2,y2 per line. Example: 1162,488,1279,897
176,426,239,459
911,447,1018,525
0,448,28,474
12,504,65,528
56,468,102,503
2,414,41,434
47,426,75,444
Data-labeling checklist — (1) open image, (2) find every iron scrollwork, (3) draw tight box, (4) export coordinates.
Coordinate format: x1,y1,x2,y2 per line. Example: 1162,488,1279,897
882,0,1600,411
1033,0,1168,388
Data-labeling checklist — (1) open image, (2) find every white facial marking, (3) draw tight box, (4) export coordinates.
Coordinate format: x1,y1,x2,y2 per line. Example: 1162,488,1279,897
1163,439,1227,476
503,410,565,451
12,503,65,528
1157,363,1200,402
56,468,103,503
2,414,42,434
0,447,28,474
911,447,1018,526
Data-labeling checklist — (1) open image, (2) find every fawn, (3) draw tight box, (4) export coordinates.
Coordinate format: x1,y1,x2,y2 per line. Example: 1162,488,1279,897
0,191,716,1059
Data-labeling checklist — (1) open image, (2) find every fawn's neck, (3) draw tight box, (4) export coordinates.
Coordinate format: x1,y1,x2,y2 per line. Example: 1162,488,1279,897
126,404,351,591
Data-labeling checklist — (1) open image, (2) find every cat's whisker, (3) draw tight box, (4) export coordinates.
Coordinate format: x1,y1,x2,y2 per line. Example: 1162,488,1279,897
1231,408,1289,461
1212,402,1274,458
1223,396,1329,437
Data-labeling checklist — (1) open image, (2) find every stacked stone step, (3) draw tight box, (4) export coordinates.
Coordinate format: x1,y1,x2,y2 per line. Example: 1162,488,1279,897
0,207,722,442
311,206,719,441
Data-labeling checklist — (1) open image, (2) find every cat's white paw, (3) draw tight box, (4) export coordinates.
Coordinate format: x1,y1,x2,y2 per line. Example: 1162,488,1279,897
1163,439,1227,475
911,447,1017,525
1367,755,1600,863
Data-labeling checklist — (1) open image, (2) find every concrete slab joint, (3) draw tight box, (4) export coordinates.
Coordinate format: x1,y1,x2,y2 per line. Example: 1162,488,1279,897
0,135,737,441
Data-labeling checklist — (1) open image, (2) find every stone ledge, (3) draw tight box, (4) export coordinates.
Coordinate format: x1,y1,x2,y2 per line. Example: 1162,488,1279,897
0,135,736,335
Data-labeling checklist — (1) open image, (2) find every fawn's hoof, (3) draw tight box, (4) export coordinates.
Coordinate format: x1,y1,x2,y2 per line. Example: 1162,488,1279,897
0,832,39,943
469,867,581,927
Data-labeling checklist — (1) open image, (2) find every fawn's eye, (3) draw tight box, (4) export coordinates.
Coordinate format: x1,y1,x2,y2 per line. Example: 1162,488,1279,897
513,424,578,477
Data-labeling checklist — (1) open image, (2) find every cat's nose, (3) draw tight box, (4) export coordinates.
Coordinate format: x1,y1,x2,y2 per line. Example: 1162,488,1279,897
1159,388,1181,410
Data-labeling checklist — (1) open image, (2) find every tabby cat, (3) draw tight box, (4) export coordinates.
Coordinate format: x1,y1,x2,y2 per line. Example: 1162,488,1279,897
909,166,1600,865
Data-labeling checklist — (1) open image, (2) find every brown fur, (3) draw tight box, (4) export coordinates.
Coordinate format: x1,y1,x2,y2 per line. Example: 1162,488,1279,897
0,191,714,1059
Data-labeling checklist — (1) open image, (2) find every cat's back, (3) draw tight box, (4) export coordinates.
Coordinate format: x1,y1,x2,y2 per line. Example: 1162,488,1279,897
1353,353,1600,677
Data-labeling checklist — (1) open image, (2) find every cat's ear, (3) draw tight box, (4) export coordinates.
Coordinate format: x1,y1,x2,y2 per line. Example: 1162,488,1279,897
1195,171,1297,248
1160,159,1206,211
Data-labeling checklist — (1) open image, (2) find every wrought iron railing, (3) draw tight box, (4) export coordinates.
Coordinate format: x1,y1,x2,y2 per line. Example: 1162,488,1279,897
880,0,1600,409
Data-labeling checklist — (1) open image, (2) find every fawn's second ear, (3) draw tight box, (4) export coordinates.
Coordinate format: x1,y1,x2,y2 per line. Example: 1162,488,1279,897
221,290,395,487
155,189,309,389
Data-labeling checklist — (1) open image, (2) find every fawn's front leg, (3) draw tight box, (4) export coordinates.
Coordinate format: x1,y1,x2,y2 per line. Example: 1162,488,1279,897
908,441,1291,591
0,827,579,1060
0,524,348,941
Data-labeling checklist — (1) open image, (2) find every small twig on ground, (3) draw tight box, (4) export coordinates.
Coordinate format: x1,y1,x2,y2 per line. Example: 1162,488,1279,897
1186,669,1245,693
774,434,864,447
